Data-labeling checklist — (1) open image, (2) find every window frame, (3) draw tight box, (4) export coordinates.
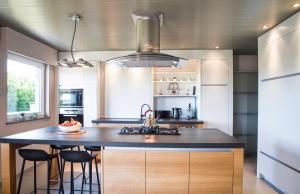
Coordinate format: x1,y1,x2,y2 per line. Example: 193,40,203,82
6,51,49,122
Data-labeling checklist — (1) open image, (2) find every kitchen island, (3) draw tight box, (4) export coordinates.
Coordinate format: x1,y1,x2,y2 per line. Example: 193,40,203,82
0,127,244,194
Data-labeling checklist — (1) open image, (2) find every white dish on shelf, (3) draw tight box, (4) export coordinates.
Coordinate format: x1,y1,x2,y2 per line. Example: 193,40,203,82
153,95,197,97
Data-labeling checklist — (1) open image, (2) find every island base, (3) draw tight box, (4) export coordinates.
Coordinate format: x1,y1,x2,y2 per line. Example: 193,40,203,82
101,147,244,194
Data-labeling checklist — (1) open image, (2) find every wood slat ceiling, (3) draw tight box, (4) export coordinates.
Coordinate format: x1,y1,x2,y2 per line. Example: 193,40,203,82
0,0,298,54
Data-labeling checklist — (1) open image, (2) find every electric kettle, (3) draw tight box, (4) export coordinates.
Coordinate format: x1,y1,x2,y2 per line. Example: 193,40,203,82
172,108,182,119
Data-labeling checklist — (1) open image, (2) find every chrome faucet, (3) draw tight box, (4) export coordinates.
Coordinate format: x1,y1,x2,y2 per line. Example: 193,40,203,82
140,104,151,120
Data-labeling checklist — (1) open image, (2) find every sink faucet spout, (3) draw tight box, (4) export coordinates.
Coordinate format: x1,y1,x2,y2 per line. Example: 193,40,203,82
140,104,151,120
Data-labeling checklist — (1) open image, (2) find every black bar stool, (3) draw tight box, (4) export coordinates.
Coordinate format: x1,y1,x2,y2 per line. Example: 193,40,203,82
51,144,85,181
84,146,101,155
17,149,63,194
84,146,101,185
50,144,77,154
60,151,100,194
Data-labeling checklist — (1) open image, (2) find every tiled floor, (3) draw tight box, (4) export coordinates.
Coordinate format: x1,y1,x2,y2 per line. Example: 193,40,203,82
5,157,277,194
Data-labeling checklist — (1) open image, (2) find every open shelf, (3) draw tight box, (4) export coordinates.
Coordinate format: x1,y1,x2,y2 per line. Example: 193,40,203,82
154,71,196,74
154,95,197,97
153,81,197,83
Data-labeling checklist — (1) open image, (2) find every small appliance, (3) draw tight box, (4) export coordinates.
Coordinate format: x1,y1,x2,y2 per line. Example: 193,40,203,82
59,108,84,126
154,110,171,119
59,89,84,126
59,89,83,107
172,108,182,119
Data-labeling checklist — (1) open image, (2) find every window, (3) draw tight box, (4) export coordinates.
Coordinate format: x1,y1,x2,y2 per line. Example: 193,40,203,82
7,52,47,121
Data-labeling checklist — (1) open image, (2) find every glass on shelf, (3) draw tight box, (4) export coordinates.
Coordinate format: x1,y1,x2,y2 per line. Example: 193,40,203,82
158,89,163,95
186,89,190,95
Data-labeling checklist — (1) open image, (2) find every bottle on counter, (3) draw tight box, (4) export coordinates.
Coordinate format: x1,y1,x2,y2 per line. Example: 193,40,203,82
186,103,193,120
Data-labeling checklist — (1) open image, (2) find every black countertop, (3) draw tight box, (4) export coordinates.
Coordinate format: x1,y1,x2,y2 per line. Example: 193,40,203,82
92,118,204,124
0,127,244,148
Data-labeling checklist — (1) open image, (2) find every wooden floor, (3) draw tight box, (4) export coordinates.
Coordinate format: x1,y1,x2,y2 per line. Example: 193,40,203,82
243,158,278,194
2,157,278,194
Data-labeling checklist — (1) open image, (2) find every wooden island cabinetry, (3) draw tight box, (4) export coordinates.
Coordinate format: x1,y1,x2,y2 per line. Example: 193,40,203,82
102,148,244,194
146,151,189,194
102,150,146,194
189,152,233,194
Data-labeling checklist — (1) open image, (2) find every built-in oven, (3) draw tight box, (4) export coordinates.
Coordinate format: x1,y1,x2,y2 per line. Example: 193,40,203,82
59,89,83,108
59,108,84,126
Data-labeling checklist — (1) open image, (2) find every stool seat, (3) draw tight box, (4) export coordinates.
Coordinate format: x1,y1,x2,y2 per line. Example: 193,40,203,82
19,149,56,161
50,144,76,150
60,151,95,163
84,146,102,152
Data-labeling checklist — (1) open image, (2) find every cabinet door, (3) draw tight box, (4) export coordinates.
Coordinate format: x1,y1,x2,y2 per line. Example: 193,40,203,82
202,59,229,85
146,151,189,194
189,152,234,194
103,150,145,194
201,86,229,134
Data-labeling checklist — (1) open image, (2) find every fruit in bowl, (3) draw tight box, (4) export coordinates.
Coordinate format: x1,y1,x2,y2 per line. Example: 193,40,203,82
59,119,82,133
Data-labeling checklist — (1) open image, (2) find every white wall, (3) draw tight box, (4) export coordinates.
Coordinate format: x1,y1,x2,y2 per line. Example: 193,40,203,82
258,12,300,194
0,27,58,177
105,63,152,118
59,50,233,134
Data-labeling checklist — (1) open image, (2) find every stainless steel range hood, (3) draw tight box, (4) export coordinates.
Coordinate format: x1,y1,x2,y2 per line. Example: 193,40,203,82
106,10,187,68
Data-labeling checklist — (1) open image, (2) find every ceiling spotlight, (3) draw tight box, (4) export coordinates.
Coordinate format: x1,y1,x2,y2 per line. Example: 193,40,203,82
215,46,219,49
262,25,269,30
292,3,300,8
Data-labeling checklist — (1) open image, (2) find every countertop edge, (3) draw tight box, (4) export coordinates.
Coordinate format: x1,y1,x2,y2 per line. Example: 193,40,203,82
91,118,204,124
0,138,245,148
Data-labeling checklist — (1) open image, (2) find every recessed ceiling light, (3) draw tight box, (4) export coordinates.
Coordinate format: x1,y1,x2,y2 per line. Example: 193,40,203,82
292,3,300,8
262,25,269,30
215,46,219,49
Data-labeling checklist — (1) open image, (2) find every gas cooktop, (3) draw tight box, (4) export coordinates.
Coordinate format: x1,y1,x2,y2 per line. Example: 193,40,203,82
119,126,180,135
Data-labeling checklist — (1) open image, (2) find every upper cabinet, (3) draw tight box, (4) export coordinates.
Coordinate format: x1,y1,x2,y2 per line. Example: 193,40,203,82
258,12,300,80
201,59,229,85
59,65,97,86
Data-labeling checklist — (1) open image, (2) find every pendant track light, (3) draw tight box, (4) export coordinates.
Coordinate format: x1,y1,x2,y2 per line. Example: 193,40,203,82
58,14,93,68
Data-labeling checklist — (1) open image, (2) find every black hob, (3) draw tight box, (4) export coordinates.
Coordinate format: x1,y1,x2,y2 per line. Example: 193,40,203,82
119,126,180,135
